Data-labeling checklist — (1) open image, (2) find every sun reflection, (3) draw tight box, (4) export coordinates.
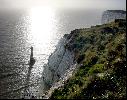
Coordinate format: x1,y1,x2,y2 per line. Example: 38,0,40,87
29,7,56,54
26,7,58,96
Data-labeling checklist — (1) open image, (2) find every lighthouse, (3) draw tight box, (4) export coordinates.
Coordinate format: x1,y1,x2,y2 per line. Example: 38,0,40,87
29,46,35,66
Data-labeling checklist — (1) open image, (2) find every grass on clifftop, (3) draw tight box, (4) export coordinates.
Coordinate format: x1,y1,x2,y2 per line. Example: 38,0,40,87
50,19,126,99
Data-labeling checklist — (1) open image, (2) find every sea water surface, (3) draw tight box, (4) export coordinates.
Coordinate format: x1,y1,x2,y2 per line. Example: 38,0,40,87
0,8,102,99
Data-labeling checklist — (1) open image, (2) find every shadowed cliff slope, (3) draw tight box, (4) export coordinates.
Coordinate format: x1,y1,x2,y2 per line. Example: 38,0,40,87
50,19,126,99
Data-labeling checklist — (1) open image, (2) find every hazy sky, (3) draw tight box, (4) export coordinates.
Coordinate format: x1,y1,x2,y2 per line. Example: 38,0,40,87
0,0,126,10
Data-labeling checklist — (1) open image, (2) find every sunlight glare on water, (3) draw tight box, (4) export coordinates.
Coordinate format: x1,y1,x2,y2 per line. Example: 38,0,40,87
20,7,60,98
29,7,57,56
26,7,59,78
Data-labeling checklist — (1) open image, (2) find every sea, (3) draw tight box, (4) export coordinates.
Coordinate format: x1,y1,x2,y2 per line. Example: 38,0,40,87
0,8,103,99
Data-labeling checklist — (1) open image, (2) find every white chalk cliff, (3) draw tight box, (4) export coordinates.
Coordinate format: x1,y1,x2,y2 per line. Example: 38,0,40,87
39,37,75,98
101,10,126,24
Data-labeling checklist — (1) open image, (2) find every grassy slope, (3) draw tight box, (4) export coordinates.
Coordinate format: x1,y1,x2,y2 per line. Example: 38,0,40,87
50,19,126,99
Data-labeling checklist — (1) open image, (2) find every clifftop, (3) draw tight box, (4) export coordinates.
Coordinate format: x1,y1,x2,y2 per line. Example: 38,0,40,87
106,10,126,14
50,19,126,99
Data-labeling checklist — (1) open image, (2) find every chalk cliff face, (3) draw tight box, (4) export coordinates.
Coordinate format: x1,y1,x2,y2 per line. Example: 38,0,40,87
101,10,126,24
39,36,75,96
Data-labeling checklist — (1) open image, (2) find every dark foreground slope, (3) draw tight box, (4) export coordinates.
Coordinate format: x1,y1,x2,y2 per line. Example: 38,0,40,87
50,19,126,99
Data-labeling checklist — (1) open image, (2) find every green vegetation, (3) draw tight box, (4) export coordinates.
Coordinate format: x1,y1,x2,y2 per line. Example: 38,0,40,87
50,19,126,99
